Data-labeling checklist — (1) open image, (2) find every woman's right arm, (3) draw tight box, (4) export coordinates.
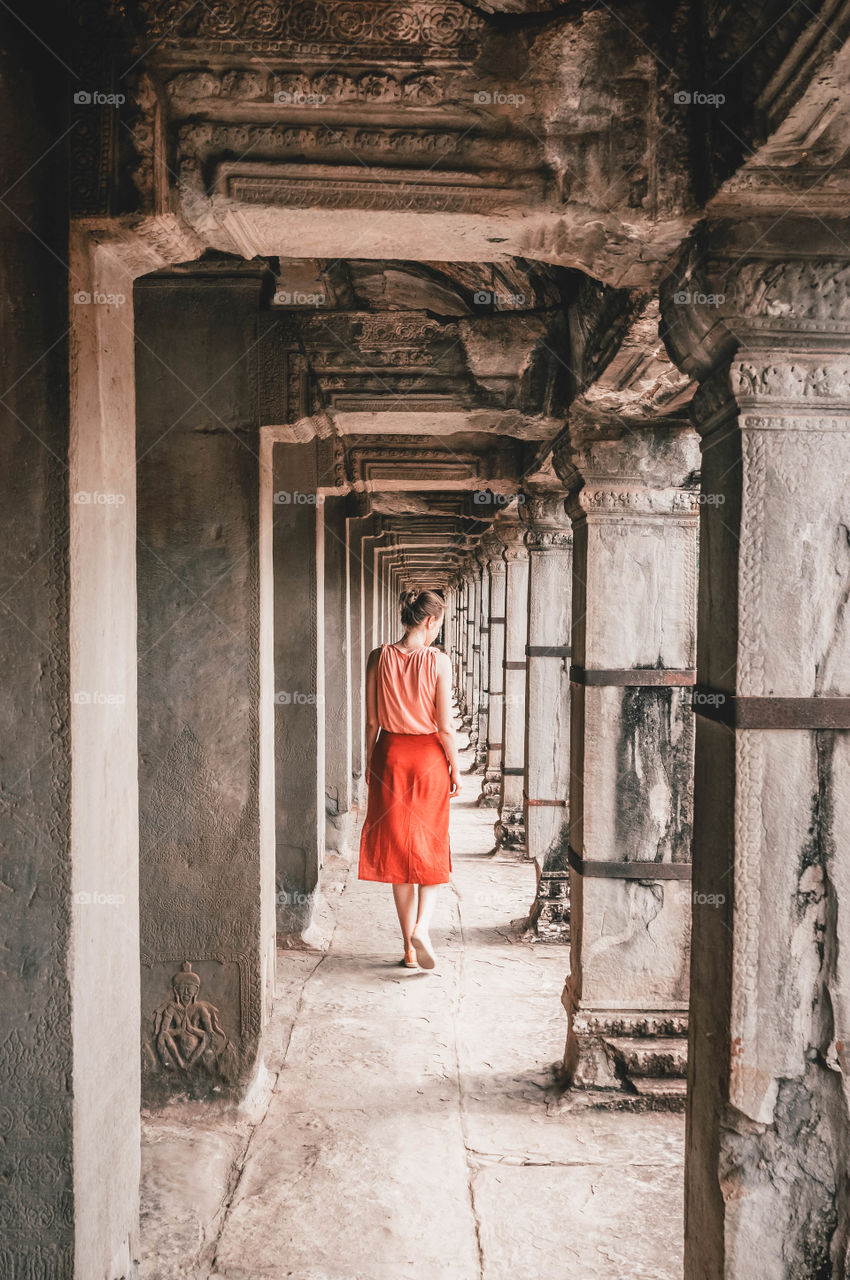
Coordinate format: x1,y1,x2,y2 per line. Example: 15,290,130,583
435,650,461,796
364,647,381,785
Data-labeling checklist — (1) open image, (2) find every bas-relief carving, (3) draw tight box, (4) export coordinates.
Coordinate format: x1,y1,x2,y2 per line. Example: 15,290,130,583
167,68,447,105
0,994,74,1258
150,961,239,1082
729,259,850,323
137,0,484,55
182,122,468,160
734,358,850,400
216,169,530,214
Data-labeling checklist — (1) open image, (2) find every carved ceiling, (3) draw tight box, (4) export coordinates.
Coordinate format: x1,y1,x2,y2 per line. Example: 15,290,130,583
247,254,574,439
83,0,850,577
72,0,698,283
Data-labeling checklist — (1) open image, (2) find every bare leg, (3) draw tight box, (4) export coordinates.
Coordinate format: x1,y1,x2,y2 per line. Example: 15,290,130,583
392,884,416,951
412,884,440,945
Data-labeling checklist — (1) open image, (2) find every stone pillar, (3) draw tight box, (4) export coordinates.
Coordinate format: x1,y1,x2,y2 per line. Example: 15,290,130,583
494,524,529,853
553,423,699,1100
323,494,352,853
374,546,387,647
136,264,274,1104
0,22,140,1269
474,551,491,771
271,441,325,934
443,586,454,670
521,495,573,941
345,508,373,802
355,522,383,800
479,537,506,807
661,224,850,1278
462,570,475,730
452,577,464,697
468,569,482,754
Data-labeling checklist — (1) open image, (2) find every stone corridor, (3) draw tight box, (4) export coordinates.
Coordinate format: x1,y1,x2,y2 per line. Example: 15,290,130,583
139,725,683,1280
6,1,850,1274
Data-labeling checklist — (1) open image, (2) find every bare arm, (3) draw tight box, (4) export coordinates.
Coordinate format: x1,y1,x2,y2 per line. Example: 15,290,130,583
364,647,381,785
434,650,461,797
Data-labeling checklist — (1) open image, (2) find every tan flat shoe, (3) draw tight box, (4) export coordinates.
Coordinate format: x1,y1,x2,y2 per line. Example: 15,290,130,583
411,932,436,970
400,948,417,968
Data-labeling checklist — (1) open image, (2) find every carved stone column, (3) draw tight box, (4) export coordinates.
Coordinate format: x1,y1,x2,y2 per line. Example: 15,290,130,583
553,422,699,1100
478,535,506,806
494,523,529,854
474,548,491,771
345,508,377,803
449,577,462,699
271,440,328,931
661,223,850,1279
468,566,482,754
520,495,573,941
323,494,352,854
461,568,475,730
136,266,274,1106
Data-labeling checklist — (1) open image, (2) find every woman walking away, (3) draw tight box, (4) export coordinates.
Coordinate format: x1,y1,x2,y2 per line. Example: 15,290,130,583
358,588,461,970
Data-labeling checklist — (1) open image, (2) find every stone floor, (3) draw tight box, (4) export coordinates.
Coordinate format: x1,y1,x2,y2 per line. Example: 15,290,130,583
140,728,684,1279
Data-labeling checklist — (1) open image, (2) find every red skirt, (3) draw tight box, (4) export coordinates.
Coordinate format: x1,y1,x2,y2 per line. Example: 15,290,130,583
358,731,452,885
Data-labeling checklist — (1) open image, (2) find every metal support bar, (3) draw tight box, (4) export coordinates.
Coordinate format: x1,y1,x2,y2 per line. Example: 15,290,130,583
568,846,692,880
570,665,696,687
691,688,850,729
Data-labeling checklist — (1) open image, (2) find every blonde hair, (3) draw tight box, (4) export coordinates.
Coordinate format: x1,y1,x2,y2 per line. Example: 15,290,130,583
399,588,444,628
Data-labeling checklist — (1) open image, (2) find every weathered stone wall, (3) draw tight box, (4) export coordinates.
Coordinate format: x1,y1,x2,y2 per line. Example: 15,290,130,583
0,18,76,1276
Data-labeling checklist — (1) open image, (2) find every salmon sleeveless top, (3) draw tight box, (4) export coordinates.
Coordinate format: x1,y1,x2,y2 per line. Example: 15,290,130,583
377,643,439,734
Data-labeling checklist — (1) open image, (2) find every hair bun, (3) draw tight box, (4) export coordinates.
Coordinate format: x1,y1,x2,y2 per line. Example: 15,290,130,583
399,587,444,628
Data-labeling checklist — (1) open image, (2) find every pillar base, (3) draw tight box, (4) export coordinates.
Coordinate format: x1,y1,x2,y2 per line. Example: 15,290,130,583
563,1002,688,1110
477,771,501,806
493,807,526,855
526,866,570,942
325,807,353,856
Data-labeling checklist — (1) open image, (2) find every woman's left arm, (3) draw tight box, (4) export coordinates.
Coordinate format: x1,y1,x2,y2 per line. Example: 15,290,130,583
364,647,381,785
435,650,461,796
